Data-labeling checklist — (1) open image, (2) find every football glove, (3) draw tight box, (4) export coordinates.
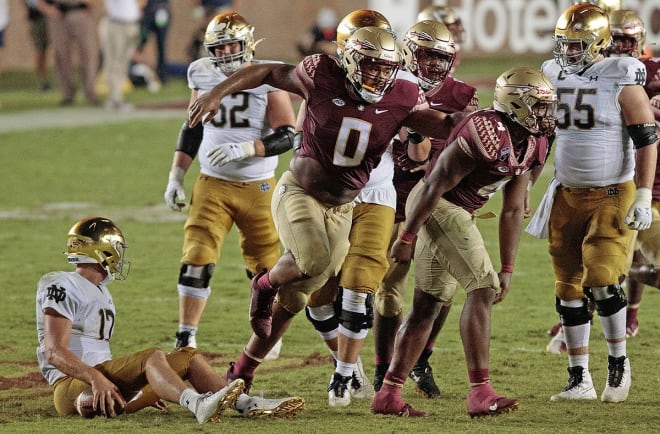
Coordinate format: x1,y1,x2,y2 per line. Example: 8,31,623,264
625,187,652,231
206,141,256,166
164,166,186,211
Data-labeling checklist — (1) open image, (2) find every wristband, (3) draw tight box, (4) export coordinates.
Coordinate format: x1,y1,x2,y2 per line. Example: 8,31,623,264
399,230,416,245
501,264,514,273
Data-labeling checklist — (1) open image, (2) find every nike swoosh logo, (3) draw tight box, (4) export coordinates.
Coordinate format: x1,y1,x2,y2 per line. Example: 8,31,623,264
489,403,498,411
429,102,443,107
375,109,388,114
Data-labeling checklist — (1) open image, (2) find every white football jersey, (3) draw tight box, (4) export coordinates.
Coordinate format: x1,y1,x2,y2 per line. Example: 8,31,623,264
36,271,115,385
187,58,282,182
541,57,646,187
355,145,396,210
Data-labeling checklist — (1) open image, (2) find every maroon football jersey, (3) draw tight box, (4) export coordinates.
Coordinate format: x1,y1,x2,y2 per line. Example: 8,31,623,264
392,76,478,222
642,57,660,99
427,109,549,213
295,54,427,191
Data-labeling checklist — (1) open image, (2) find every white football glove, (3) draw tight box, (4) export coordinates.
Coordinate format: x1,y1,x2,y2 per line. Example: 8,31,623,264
164,167,186,211
206,141,256,166
625,187,652,231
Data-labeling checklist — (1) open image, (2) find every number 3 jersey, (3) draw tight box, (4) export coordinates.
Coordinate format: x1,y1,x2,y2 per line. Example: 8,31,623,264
36,271,115,386
187,58,282,182
541,57,646,187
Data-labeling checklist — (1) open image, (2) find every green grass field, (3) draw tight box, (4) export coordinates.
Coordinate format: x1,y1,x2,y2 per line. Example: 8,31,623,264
0,57,658,433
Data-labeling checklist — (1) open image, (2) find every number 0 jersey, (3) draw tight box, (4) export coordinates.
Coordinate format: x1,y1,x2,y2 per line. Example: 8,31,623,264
295,54,428,191
187,58,281,182
541,56,646,187
36,271,115,385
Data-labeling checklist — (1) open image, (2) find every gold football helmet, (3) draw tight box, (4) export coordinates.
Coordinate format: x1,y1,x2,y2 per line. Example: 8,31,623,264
336,9,393,57
342,26,400,104
402,20,456,91
607,9,646,58
417,6,465,45
66,217,129,280
553,3,611,75
493,67,558,137
204,12,258,73
572,0,621,15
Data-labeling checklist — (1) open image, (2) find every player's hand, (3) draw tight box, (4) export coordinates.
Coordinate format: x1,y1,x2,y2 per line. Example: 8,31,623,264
188,92,220,127
495,271,512,304
390,238,414,264
164,167,186,211
397,153,428,173
90,375,126,418
625,187,652,231
206,141,256,166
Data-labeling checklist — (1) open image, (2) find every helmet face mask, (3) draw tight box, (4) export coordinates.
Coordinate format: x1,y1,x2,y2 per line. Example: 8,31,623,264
66,217,130,280
493,67,558,137
403,20,456,91
335,9,393,58
204,12,256,73
553,4,611,75
607,10,646,58
342,26,400,104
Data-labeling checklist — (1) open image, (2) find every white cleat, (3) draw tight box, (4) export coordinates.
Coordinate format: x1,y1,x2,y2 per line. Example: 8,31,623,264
328,373,351,407
601,356,631,403
264,337,283,361
194,378,244,424
349,356,374,399
235,393,305,418
550,366,597,401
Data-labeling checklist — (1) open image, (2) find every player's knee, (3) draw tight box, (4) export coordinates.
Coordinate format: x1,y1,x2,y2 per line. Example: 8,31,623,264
298,253,332,278
305,304,338,340
278,288,308,314
555,297,592,326
177,264,214,299
583,285,627,317
375,286,404,317
337,287,373,339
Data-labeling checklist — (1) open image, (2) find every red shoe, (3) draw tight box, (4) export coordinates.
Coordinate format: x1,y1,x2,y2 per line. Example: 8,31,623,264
467,384,519,418
547,321,562,336
249,270,277,339
370,390,427,417
224,362,253,394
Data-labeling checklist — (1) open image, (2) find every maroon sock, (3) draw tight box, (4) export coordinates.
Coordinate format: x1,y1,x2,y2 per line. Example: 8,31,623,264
255,271,275,291
468,368,490,385
234,352,261,378
380,371,407,395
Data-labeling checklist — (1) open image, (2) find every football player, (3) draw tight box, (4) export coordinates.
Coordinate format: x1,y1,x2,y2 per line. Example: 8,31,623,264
371,67,557,417
416,5,465,71
187,26,456,395
608,9,660,338
36,217,304,421
163,12,296,354
529,3,658,403
372,19,479,399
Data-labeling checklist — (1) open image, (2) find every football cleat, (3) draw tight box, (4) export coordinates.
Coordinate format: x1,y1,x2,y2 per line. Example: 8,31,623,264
224,362,253,394
373,363,389,392
545,326,567,354
174,331,197,349
328,372,352,407
235,393,305,418
194,379,244,424
371,389,427,417
467,384,519,418
409,360,441,398
264,337,283,361
550,366,597,401
601,356,631,403
349,356,374,399
249,269,277,339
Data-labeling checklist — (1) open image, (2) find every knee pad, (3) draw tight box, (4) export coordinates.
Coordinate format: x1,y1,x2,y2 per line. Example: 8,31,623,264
335,287,374,333
305,304,338,340
555,297,592,326
177,264,214,299
583,285,627,317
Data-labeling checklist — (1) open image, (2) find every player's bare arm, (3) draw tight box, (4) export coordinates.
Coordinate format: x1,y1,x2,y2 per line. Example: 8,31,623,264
43,310,126,416
188,63,303,127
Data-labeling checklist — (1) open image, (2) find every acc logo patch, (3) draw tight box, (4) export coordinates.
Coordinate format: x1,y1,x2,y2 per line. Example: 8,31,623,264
332,98,346,107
